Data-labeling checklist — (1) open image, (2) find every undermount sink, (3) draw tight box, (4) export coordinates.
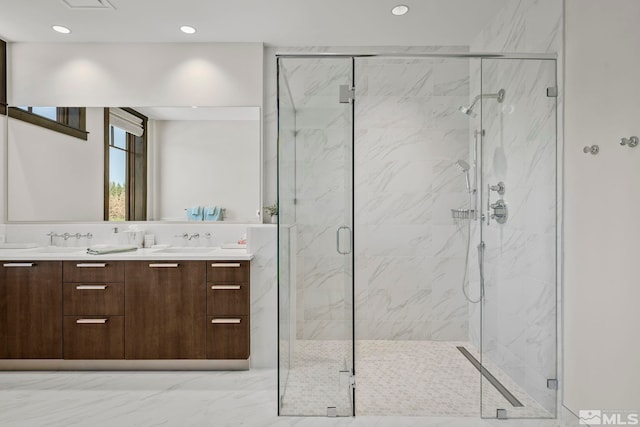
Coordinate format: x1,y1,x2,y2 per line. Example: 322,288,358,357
35,246,86,253
153,247,220,254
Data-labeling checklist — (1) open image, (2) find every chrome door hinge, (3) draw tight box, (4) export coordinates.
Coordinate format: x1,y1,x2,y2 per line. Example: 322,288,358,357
546,86,558,97
340,85,355,104
340,370,355,388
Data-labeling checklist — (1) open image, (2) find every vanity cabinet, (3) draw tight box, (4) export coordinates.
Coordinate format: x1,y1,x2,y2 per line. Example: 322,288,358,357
62,261,125,359
0,258,250,365
206,261,250,359
125,261,206,359
0,261,62,359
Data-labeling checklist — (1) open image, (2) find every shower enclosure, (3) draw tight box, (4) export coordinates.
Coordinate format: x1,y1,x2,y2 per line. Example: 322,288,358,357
277,53,558,420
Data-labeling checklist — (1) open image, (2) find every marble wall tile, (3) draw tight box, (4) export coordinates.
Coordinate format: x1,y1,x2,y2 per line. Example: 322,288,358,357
273,49,473,345
469,5,562,414
248,226,278,369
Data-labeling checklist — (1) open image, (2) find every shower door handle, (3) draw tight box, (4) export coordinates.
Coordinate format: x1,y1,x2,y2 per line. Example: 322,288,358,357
336,226,352,255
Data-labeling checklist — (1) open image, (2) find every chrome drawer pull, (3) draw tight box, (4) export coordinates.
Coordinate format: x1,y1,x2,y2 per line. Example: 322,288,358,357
3,263,35,267
149,263,179,268
211,285,241,290
211,263,241,268
211,318,241,324
76,318,108,324
76,263,107,268
76,285,108,290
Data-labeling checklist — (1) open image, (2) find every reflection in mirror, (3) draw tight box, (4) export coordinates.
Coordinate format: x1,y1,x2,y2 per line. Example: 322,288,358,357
7,106,261,223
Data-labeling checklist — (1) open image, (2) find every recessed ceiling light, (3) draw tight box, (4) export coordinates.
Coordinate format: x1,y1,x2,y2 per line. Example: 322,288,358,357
391,5,409,16
180,25,197,34
52,25,72,34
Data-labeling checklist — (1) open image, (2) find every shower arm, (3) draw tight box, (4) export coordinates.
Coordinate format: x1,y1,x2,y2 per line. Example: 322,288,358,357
466,90,506,111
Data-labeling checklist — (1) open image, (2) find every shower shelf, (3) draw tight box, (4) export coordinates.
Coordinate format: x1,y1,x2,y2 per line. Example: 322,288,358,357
451,209,476,220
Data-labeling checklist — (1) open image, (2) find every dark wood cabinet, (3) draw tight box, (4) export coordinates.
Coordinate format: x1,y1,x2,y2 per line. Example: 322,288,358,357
63,261,125,360
63,315,124,359
125,261,206,359
63,261,124,283
63,282,124,316
0,261,62,359
207,316,250,359
1,258,250,364
206,260,250,359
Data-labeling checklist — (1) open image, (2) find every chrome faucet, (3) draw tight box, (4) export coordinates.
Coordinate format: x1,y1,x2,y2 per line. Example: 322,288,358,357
46,232,93,245
188,233,200,240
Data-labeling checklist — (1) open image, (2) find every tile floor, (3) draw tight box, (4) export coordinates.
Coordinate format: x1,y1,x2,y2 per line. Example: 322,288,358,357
0,368,576,427
281,340,551,418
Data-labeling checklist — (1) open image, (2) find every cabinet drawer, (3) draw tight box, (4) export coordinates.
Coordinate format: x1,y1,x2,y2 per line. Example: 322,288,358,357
63,316,124,359
207,261,249,283
207,283,249,315
206,316,249,359
63,261,124,283
63,282,124,315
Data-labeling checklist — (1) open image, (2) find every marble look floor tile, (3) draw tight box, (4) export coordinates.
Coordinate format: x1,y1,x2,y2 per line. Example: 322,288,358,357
0,365,565,427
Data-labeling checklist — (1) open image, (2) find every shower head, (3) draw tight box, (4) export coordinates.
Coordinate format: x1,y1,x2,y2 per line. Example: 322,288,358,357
455,159,470,172
455,160,471,193
458,105,477,117
458,89,506,118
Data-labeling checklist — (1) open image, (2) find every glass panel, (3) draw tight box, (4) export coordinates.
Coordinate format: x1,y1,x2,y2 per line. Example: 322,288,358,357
480,58,557,419
30,106,57,121
108,145,127,222
277,57,354,417
353,56,483,417
277,59,296,415
66,107,82,129
111,125,127,149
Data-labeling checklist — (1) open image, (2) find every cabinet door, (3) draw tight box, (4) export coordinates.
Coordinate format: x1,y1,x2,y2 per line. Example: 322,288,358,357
125,261,206,359
0,261,62,359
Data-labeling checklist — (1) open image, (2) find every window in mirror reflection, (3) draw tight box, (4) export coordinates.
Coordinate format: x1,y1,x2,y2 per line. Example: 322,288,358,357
104,108,147,221
9,106,88,140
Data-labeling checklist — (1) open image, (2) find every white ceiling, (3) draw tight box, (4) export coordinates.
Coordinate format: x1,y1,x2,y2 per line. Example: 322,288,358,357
0,0,508,46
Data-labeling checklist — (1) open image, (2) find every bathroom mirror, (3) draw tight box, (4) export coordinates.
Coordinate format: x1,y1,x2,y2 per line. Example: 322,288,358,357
6,106,261,223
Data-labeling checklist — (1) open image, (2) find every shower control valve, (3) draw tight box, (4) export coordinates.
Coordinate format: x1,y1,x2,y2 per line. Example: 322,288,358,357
489,199,508,225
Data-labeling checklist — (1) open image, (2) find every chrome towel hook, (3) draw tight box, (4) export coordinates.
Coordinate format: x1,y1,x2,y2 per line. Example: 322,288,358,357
583,145,599,155
620,136,639,147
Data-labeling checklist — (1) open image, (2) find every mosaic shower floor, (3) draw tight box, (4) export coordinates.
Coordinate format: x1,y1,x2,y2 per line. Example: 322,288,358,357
280,340,553,418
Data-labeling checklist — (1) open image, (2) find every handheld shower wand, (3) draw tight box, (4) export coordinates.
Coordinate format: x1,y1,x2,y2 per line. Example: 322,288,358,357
455,160,471,193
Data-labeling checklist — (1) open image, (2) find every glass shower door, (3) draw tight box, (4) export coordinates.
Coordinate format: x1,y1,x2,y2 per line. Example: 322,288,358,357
277,57,355,417
479,58,558,419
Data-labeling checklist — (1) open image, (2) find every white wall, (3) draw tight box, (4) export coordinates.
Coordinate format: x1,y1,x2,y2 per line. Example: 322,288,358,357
8,43,263,107
564,0,640,411
149,119,261,222
7,107,104,221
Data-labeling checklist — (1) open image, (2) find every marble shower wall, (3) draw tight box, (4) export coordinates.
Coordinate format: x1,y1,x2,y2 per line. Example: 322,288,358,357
353,57,471,341
274,50,473,341
468,0,563,415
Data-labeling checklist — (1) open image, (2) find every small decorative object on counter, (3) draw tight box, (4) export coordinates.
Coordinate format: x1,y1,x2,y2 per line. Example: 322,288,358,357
264,204,278,224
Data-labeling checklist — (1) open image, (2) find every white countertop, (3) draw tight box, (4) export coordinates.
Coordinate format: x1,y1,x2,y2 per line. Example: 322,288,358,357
0,247,253,261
